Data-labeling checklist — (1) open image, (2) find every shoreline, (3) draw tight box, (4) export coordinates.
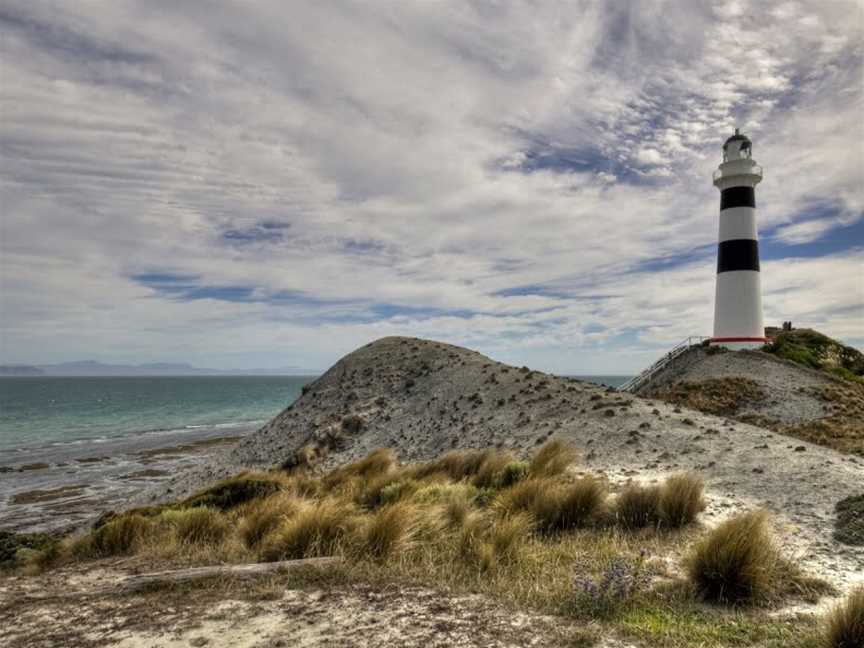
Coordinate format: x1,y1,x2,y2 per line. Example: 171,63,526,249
0,424,258,534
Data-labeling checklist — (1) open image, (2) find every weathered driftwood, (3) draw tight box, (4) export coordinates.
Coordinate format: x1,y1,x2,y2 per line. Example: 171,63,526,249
118,556,340,592
23,557,340,600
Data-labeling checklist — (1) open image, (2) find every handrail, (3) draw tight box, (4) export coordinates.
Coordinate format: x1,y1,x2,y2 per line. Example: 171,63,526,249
619,336,709,392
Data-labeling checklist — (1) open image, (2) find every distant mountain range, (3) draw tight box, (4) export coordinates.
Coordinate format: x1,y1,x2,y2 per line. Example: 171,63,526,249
0,361,321,376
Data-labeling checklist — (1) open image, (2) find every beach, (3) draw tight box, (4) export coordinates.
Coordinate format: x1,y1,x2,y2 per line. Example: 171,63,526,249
0,375,314,532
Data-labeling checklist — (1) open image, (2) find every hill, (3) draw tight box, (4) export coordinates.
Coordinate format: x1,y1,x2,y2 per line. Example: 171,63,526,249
141,336,863,593
764,328,864,382
636,334,864,456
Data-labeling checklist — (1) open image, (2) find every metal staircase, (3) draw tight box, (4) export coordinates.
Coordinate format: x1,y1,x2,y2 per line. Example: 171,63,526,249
619,336,710,393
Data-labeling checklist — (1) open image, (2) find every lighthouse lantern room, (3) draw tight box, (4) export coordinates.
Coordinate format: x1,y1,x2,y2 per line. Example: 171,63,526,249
710,129,766,350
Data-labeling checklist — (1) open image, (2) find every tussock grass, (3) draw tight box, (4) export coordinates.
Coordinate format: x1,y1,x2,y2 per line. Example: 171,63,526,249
182,472,286,511
260,498,359,561
494,476,606,534
822,587,864,648
160,507,229,545
685,510,781,604
528,439,578,478
614,484,662,529
237,493,303,548
77,514,153,558
413,449,495,482
658,473,705,529
614,473,704,530
359,502,421,560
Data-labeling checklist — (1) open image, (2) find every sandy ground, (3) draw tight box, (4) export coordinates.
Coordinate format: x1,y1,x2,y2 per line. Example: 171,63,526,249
0,562,619,648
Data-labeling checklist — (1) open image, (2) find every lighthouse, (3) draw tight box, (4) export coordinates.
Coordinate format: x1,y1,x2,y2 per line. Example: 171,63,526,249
710,129,766,350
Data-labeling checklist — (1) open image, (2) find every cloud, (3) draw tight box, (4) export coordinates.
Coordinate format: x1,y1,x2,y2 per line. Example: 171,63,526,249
0,0,861,373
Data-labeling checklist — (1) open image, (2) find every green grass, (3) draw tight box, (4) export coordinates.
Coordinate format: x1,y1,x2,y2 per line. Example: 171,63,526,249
621,603,820,648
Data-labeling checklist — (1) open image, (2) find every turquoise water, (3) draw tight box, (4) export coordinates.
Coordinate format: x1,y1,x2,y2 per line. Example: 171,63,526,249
0,376,314,452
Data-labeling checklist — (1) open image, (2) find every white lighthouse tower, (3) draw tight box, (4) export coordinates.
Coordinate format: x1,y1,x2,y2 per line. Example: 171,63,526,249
710,129,766,350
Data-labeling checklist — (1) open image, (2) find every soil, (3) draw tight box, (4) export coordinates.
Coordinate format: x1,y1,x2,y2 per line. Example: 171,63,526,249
0,561,615,648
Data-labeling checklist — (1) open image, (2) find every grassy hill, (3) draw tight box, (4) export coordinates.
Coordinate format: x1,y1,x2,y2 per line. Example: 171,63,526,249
764,328,864,383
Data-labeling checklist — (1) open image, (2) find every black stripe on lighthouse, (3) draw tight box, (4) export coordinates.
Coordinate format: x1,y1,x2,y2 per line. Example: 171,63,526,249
717,239,760,273
720,186,755,209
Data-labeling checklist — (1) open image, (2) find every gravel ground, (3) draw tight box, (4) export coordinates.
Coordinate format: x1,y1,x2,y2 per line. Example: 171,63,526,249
140,336,864,593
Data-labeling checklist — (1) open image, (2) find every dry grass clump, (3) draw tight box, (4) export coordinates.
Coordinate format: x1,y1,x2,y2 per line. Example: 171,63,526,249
614,473,704,530
160,507,229,545
685,510,782,604
237,493,303,548
260,498,359,561
359,502,422,560
77,514,153,558
181,472,286,511
412,449,494,482
494,476,606,533
615,485,662,529
472,452,529,489
658,473,705,528
821,587,864,648
528,439,579,478
321,448,398,491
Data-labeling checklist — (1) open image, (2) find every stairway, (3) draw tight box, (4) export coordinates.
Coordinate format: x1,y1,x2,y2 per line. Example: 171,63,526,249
619,336,709,393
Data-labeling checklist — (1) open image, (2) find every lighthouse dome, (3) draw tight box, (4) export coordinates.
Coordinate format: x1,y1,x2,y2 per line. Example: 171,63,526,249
722,128,752,161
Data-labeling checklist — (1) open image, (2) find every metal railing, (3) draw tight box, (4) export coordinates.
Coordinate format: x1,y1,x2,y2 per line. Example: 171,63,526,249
619,336,710,393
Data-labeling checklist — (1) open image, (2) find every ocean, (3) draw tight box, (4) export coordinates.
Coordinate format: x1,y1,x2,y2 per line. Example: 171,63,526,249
0,374,631,532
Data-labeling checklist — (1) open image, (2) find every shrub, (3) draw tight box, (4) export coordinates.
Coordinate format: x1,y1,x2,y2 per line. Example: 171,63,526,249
615,484,662,529
658,473,705,528
573,552,650,618
834,494,864,546
472,451,516,488
238,493,303,548
555,477,608,530
0,530,59,567
494,476,605,534
182,473,284,511
360,502,420,560
341,414,364,435
260,499,359,561
161,507,229,545
685,510,780,604
529,439,578,478
414,449,495,482
499,461,530,488
83,514,153,557
359,473,418,508
493,478,548,517
412,481,478,505
822,587,864,648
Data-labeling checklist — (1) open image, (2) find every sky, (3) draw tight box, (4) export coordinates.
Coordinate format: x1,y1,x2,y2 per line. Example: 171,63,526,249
0,0,862,375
